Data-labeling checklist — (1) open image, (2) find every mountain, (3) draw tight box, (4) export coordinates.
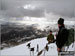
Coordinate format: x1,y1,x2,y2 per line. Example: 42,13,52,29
1,23,47,49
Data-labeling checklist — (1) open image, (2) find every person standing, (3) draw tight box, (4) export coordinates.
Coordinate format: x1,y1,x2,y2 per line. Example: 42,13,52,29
56,18,68,52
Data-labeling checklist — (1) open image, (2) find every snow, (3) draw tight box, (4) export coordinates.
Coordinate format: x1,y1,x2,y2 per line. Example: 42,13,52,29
65,42,75,51
1,37,74,56
1,37,58,56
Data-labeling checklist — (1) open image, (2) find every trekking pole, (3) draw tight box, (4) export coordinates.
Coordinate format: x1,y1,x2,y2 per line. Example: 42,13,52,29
37,44,39,52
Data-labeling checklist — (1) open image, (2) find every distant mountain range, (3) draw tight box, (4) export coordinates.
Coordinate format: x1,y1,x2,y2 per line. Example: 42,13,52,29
1,22,75,50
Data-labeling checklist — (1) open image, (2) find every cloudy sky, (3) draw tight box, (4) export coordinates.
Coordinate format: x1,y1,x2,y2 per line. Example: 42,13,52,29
0,0,75,24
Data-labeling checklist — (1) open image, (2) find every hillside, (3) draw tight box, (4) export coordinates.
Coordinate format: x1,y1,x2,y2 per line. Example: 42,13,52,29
1,37,58,56
1,37,75,56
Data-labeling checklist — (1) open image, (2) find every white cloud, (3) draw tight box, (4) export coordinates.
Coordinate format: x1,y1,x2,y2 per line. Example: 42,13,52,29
23,4,36,10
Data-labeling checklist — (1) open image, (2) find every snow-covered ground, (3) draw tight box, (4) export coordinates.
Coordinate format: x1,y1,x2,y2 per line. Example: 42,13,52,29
1,37,58,56
65,42,75,51
1,37,75,56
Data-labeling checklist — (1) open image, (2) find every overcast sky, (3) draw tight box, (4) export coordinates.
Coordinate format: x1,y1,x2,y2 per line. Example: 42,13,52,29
0,0,75,21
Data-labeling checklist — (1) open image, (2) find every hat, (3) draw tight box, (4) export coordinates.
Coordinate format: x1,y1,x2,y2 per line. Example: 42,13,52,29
58,18,64,25
49,30,52,32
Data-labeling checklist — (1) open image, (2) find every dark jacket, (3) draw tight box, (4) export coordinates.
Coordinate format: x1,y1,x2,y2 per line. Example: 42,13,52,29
47,34,54,43
56,26,68,49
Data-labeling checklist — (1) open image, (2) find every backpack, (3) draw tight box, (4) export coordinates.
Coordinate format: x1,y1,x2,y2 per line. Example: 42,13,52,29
64,28,74,49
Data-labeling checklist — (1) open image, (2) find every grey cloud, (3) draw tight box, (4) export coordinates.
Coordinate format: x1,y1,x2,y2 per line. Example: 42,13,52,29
0,0,75,20
0,7,44,17
0,0,44,17
0,0,27,10
39,0,74,18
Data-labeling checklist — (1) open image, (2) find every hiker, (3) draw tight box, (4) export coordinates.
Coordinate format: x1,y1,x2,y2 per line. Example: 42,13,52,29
47,30,54,44
56,18,68,52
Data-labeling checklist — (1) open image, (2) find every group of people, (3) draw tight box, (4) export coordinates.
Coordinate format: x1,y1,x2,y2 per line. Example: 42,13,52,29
47,18,68,52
